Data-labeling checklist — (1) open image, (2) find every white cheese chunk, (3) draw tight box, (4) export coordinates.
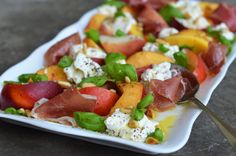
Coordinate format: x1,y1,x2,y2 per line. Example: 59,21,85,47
103,12,137,35
159,27,179,38
213,23,235,40
86,48,107,59
141,62,173,81
64,53,104,84
105,109,157,142
142,42,179,59
112,12,137,34
74,53,104,78
174,1,210,29
97,5,117,17
71,44,107,59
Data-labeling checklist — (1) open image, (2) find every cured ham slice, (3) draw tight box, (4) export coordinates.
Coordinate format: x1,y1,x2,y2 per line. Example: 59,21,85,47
148,76,185,111
138,5,168,36
146,65,199,111
44,33,81,66
202,42,227,74
124,0,177,10
210,3,236,32
32,88,97,119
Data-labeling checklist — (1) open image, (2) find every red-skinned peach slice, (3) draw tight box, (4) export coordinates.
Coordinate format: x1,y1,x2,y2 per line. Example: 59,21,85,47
100,35,145,57
0,81,63,110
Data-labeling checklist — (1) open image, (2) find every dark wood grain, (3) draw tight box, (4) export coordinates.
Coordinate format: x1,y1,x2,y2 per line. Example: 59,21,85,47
0,0,235,156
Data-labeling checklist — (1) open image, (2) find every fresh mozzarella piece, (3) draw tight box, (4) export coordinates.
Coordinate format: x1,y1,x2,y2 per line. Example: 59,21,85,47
64,53,104,84
64,65,84,84
113,12,137,34
71,44,107,59
143,42,159,52
102,12,137,35
74,53,104,78
105,109,157,142
213,23,235,40
159,27,179,38
176,17,209,30
97,5,117,17
174,1,210,29
142,42,179,59
70,44,86,58
86,48,107,59
141,62,173,81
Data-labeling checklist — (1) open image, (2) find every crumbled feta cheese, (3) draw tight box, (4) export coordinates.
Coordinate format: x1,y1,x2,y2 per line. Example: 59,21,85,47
71,44,107,59
64,53,104,84
97,5,117,17
213,23,235,40
141,62,173,81
142,42,179,59
159,27,179,38
105,109,157,142
173,1,210,29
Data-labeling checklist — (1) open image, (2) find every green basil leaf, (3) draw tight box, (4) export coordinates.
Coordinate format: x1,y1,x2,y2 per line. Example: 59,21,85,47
105,53,126,64
74,112,106,132
4,107,17,115
86,29,100,43
103,63,137,81
115,29,126,37
159,44,169,53
114,10,125,18
18,73,48,83
137,94,154,109
174,51,188,68
18,73,35,83
147,34,156,43
131,108,145,121
104,0,125,9
79,76,109,87
58,56,73,68
179,45,194,51
159,4,184,23
148,128,164,142
31,74,48,82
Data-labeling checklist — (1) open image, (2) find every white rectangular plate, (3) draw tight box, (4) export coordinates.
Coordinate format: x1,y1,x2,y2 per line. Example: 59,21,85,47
0,7,236,155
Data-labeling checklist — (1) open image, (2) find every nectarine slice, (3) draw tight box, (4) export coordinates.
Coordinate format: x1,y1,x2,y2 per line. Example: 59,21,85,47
127,52,174,68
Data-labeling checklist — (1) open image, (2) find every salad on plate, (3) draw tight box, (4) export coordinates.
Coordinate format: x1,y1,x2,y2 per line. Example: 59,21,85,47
0,0,236,145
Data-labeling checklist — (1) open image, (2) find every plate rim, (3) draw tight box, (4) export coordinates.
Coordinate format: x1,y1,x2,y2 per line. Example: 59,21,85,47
0,6,236,155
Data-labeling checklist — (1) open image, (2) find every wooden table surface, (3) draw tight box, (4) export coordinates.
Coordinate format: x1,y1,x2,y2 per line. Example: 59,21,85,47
0,0,235,156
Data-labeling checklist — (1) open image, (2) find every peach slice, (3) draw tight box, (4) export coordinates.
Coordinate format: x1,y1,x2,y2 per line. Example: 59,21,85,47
37,65,68,82
164,34,209,53
110,82,143,114
100,35,145,57
127,52,174,68
85,14,107,32
0,82,63,110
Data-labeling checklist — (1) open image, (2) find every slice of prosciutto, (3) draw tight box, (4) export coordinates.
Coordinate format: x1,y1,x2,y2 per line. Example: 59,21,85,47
32,88,97,119
147,76,185,111
210,3,236,32
44,33,81,66
146,64,199,111
138,5,168,36
202,42,227,74
124,0,177,10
